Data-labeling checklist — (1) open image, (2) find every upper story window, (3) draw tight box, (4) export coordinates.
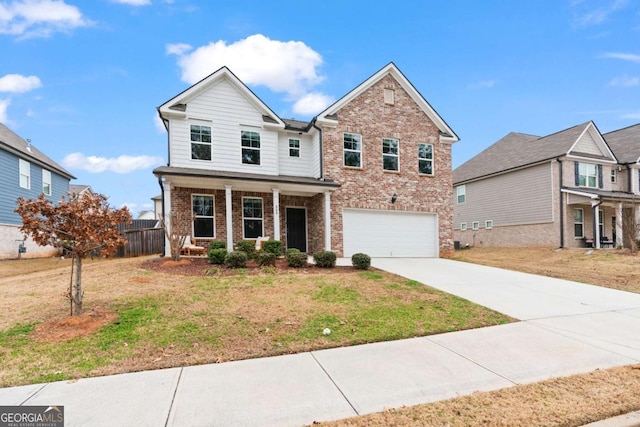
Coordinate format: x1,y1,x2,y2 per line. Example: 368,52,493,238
577,162,598,188
418,143,434,175
242,197,263,239
19,159,30,189
241,131,261,165
42,169,52,195
192,194,215,238
611,169,617,183
289,138,300,157
382,138,399,171
190,125,212,161
456,185,466,204
343,133,362,168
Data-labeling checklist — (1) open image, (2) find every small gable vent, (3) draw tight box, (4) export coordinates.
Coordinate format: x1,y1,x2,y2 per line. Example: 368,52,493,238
384,88,395,105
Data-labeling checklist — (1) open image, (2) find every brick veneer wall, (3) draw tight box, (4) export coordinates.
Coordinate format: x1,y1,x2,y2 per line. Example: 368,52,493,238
320,74,455,257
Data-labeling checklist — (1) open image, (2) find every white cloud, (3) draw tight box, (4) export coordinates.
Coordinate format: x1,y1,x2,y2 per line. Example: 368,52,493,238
168,34,325,98
110,0,151,5
62,152,163,174
607,75,640,87
0,74,42,93
622,112,640,119
0,0,92,39
166,42,191,56
469,80,496,89
292,92,334,116
571,0,628,27
601,52,640,63
0,98,10,123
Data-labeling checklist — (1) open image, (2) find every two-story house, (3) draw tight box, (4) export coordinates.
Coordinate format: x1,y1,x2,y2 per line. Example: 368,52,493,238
0,122,75,258
154,63,459,258
453,121,640,249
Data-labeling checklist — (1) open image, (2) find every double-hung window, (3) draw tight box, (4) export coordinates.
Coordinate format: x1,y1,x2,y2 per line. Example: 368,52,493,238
192,195,215,238
382,138,399,171
574,208,584,238
418,143,434,175
456,185,466,204
19,159,30,189
241,131,261,165
243,197,263,239
578,163,597,188
42,169,52,195
289,138,300,157
343,133,362,167
190,125,212,161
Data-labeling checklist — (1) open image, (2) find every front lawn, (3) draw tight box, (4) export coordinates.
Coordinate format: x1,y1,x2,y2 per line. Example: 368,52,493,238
0,257,512,387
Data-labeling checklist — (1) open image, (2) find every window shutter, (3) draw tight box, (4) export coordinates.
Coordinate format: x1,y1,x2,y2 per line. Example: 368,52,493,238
598,164,603,188
574,162,580,186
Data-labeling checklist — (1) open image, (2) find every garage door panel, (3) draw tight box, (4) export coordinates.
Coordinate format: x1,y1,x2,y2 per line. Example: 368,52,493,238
342,209,438,258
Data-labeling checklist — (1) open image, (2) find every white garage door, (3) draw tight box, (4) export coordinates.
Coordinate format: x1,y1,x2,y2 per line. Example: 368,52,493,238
342,209,438,257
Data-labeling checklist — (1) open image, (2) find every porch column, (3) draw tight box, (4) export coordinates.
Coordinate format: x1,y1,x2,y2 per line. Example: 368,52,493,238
636,205,640,241
615,202,623,248
594,204,601,249
272,188,281,241
162,180,172,257
225,185,233,251
324,191,332,251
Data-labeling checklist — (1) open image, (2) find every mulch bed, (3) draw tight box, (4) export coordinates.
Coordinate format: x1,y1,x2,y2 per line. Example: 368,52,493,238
140,257,357,276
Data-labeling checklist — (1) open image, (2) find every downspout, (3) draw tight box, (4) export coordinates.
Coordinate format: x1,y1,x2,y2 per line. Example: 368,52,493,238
557,158,564,248
311,118,324,180
626,164,632,193
157,175,166,256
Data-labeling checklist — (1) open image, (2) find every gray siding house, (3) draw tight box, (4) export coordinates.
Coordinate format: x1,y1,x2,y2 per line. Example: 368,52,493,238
0,123,75,259
453,121,640,249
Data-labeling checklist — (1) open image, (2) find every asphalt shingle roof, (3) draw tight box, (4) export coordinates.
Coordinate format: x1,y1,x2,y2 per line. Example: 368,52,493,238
603,123,640,164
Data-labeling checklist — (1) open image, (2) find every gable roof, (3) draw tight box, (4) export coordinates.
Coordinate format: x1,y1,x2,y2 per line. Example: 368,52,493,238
0,122,75,180
157,66,285,128
453,121,617,184
604,123,640,164
316,62,459,142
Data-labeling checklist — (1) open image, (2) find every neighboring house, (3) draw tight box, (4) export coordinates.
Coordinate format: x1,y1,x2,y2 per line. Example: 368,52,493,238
154,63,459,257
68,184,93,197
137,210,156,220
453,121,640,249
152,194,162,220
0,123,75,259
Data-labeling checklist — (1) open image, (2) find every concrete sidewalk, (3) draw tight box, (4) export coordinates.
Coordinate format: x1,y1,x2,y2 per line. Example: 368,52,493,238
2,258,640,426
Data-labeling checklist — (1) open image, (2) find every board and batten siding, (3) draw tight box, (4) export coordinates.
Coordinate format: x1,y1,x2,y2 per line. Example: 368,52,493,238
0,149,70,225
454,162,554,228
169,78,279,175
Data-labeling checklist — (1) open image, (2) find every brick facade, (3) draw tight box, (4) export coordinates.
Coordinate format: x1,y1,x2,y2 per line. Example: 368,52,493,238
322,75,455,257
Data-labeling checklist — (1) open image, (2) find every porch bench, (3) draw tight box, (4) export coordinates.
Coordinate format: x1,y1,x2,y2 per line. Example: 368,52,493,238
600,237,614,248
180,236,206,256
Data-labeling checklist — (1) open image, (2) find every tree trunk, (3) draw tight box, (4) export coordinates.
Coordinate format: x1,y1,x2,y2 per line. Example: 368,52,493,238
73,256,83,315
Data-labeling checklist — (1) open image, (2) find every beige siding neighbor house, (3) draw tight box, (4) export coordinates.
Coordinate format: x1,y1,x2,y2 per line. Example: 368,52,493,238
154,63,459,257
453,122,640,249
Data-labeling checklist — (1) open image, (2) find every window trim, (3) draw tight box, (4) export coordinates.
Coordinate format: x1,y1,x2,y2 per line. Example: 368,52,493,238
485,220,493,229
574,208,584,238
19,159,30,189
191,194,216,239
190,124,212,161
456,185,466,204
42,169,52,196
418,143,434,176
611,169,617,183
460,222,467,231
472,221,480,230
241,130,261,165
288,138,300,158
382,138,399,171
578,163,598,188
343,132,362,168
242,197,264,239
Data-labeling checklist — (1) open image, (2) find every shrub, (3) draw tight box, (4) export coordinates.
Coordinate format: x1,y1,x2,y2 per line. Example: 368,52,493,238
286,252,308,268
236,240,256,258
313,250,337,268
262,240,283,257
208,248,227,265
224,251,248,268
351,253,371,270
208,240,226,250
286,247,301,256
256,251,276,266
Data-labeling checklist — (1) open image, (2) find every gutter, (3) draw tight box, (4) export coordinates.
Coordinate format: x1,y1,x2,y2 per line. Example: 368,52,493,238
312,118,324,180
157,108,170,166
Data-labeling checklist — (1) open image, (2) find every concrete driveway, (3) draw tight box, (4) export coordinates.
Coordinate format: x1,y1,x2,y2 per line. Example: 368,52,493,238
2,258,640,427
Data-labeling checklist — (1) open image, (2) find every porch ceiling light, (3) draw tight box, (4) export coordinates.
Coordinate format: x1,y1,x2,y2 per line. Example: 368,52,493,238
391,193,398,204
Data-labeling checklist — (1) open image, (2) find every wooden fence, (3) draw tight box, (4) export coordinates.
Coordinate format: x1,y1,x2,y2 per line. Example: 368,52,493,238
116,227,164,257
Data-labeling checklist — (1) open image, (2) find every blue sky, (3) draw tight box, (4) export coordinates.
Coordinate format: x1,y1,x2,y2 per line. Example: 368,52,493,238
1,0,639,216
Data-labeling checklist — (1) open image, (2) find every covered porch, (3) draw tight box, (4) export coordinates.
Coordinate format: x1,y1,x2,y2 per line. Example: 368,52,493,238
564,188,640,249
154,167,340,256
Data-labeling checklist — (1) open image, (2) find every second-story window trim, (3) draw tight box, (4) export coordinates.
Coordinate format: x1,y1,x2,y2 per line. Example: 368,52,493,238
456,185,466,204
190,124,212,161
418,143,434,175
19,158,30,189
289,138,300,157
42,169,52,196
343,133,362,168
241,130,261,165
382,138,399,171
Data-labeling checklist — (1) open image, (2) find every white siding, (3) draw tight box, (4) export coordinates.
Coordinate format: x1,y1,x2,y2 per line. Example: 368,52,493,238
169,78,279,175
572,130,605,156
278,133,316,177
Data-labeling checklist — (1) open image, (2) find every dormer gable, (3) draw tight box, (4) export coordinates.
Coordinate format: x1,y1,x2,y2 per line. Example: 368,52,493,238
157,66,285,129
566,121,617,163
315,62,458,143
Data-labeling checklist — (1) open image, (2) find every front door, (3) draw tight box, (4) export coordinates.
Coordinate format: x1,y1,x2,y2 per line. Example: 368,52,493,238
286,207,307,252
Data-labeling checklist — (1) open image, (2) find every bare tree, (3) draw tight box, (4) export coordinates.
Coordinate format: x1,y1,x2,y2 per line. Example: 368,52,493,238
158,210,191,261
622,205,640,254
16,193,132,315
